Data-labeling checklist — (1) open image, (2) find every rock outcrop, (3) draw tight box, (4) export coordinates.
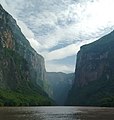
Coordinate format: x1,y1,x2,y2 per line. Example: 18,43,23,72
0,4,52,106
0,4,45,88
66,30,114,106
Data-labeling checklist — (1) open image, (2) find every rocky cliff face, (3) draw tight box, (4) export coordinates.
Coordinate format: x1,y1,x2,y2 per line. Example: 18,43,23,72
66,30,114,106
0,4,52,106
0,4,45,88
76,30,114,87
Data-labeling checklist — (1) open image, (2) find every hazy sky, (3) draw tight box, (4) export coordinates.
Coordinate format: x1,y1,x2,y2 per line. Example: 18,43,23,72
1,0,114,73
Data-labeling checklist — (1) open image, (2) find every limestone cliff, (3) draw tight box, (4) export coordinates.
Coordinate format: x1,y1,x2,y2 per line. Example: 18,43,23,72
67,30,114,106
0,4,52,106
0,4,45,88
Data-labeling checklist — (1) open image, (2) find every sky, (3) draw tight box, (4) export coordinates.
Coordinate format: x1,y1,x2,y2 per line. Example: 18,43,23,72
1,0,114,73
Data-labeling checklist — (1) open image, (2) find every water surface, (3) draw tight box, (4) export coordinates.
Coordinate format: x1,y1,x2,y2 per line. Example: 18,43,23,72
0,106,114,120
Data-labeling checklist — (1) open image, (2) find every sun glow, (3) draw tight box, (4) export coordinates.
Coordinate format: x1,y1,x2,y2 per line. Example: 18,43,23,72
1,0,114,72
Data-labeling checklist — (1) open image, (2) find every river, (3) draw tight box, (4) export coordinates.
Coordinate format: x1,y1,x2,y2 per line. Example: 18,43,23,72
0,107,114,120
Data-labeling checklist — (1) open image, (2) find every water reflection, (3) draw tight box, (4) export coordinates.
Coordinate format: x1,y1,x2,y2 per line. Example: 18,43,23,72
0,107,114,120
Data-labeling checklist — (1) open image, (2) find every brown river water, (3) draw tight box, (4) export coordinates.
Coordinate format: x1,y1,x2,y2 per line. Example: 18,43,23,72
0,107,114,120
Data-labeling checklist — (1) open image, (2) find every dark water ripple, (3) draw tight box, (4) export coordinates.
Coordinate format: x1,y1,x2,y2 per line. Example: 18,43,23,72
0,107,114,120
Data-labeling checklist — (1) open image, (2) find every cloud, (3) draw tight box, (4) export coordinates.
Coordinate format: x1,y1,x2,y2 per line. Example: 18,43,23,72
17,20,34,39
45,37,99,61
1,0,114,72
45,62,75,73
17,20,44,53
46,44,79,61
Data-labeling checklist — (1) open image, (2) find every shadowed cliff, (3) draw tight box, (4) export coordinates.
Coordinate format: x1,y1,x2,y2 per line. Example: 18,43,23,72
0,4,53,106
66,30,114,106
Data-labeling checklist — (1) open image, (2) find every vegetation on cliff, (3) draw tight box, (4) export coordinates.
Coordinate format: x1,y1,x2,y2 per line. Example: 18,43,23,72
0,4,53,106
66,30,114,107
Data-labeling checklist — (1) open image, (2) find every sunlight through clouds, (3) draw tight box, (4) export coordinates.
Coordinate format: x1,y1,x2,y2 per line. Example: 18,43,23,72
1,0,114,72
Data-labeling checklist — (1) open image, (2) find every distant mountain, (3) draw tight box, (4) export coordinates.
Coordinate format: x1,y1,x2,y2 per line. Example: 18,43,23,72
0,4,52,106
66,30,114,106
46,72,74,105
